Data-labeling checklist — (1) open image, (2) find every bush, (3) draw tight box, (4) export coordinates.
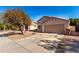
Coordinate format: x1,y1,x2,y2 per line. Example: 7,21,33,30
0,22,7,30
11,24,19,30
0,22,20,31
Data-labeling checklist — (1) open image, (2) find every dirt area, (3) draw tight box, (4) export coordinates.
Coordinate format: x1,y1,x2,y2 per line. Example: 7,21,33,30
0,30,36,40
8,31,36,40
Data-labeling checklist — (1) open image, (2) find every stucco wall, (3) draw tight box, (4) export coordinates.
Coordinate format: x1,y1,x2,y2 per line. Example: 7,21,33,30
29,22,38,30
70,26,75,31
29,25,37,30
41,19,69,33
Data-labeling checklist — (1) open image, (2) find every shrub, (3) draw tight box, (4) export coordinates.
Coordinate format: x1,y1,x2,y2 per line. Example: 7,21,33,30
0,22,7,30
11,24,19,30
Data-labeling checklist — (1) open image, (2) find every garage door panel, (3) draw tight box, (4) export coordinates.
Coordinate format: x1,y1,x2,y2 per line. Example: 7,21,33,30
44,25,64,34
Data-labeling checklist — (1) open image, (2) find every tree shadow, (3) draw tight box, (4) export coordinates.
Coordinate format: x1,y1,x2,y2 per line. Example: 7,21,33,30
38,38,79,53
0,31,22,37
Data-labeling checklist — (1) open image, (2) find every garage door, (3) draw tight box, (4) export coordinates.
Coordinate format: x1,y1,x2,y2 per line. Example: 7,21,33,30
44,24,64,34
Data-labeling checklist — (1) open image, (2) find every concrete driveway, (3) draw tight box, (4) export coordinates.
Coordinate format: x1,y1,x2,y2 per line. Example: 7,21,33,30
0,32,79,53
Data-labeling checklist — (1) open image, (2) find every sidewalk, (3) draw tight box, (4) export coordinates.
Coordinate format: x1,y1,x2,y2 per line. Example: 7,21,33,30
0,37,30,53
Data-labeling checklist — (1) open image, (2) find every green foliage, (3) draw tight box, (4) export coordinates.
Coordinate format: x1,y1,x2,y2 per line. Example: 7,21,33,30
11,24,19,30
69,18,79,26
0,22,7,30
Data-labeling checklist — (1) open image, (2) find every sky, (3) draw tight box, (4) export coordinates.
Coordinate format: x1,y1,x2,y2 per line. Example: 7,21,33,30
0,6,79,21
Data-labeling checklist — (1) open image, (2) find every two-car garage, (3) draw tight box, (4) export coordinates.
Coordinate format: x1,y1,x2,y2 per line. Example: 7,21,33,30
44,24,65,34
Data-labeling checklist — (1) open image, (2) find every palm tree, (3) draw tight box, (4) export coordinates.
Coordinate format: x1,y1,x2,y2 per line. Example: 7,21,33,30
3,8,32,34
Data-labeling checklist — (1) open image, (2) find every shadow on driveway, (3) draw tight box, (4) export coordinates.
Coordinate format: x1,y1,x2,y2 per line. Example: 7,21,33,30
38,38,79,53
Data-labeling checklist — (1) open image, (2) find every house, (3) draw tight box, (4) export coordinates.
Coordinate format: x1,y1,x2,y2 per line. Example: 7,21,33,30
37,16,70,34
29,22,38,31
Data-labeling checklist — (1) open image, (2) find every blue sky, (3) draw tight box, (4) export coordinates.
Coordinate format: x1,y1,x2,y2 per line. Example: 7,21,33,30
0,6,79,21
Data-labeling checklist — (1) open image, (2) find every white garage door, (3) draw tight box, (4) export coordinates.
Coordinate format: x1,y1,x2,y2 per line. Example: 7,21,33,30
44,24,64,34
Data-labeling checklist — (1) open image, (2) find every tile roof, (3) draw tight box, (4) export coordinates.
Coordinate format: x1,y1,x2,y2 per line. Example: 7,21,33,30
37,16,69,24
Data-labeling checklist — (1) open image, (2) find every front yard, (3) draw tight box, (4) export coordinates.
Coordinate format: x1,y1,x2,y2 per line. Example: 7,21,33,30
0,30,36,40
0,31,79,53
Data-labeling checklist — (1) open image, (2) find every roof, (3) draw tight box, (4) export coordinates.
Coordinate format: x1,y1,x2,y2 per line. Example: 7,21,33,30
31,22,37,25
37,16,69,24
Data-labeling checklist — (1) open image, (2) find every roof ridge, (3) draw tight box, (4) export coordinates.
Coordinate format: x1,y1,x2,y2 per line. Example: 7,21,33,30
37,16,68,22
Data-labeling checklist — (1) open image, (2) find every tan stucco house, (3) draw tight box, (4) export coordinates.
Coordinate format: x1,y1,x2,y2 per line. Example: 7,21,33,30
37,16,70,34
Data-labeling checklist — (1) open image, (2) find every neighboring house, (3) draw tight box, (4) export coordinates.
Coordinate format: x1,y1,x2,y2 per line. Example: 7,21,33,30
29,22,38,31
37,16,70,34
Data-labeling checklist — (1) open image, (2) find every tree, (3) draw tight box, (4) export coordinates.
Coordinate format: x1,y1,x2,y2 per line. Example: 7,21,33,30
3,8,32,34
69,18,79,26
69,18,74,26
75,18,79,25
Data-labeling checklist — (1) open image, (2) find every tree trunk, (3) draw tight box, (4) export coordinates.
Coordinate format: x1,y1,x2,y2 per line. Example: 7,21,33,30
3,25,6,31
25,25,28,31
17,24,24,34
